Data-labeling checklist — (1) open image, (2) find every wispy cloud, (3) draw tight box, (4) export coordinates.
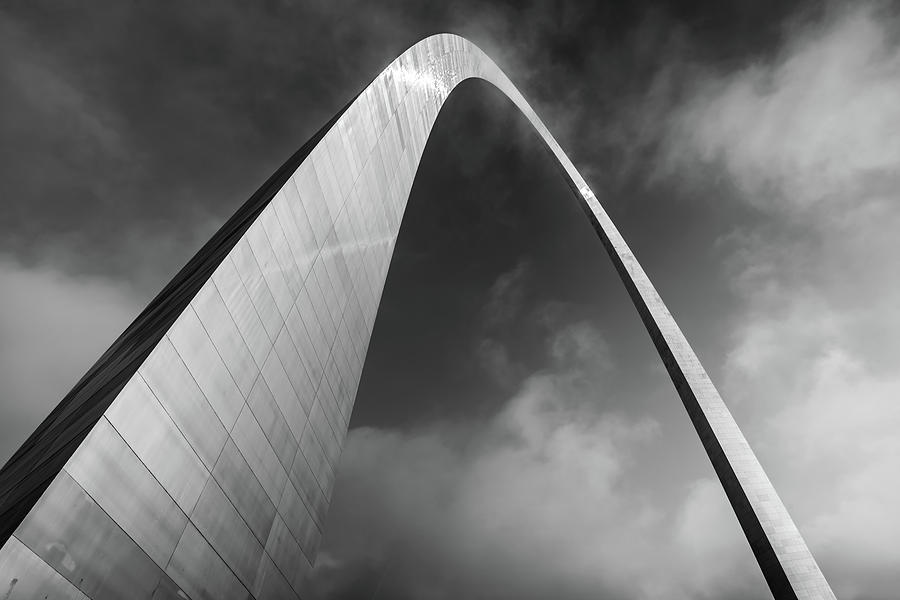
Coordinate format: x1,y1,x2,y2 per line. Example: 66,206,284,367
476,261,532,386
658,5,900,598
320,4,900,599
0,256,139,463
316,321,768,600
483,260,531,326
665,4,900,212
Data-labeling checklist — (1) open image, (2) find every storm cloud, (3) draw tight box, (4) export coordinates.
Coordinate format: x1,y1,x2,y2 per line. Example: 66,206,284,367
0,2,897,599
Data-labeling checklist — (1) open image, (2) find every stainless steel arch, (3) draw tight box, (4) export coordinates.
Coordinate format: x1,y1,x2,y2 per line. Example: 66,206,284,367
0,34,834,600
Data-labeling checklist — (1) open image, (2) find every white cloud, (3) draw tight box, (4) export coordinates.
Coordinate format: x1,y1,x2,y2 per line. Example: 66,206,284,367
671,478,758,598
548,320,613,368
476,337,522,387
665,5,900,598
666,5,900,212
318,322,767,600
0,257,138,465
483,260,530,326
725,295,900,600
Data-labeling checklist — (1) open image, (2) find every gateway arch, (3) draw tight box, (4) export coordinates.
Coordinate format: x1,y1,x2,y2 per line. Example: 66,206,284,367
0,35,834,600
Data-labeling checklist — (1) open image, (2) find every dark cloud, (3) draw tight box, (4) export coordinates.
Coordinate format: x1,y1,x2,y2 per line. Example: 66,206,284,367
0,0,807,284
1,1,896,599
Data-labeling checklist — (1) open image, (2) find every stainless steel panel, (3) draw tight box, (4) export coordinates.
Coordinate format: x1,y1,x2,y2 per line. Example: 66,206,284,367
287,448,327,530
332,324,355,411
264,514,312,599
260,350,307,442
189,478,264,590
344,306,366,371
356,88,378,154
284,305,324,392
272,188,316,284
309,395,341,467
324,130,353,200
294,284,330,370
139,336,228,470
166,523,250,600
105,374,209,514
64,417,187,569
356,91,379,155
325,231,352,301
273,326,315,416
334,141,357,203
338,121,362,175
259,206,301,299
212,255,272,370
211,439,276,546
312,253,342,332
306,263,337,346
246,375,297,472
310,150,342,223
192,279,259,397
321,260,347,324
313,376,343,449
340,188,365,258
321,353,347,431
338,310,361,368
17,472,164,600
290,163,331,249
230,237,284,341
168,306,244,431
298,422,332,496
251,552,297,600
367,78,390,136
345,104,370,166
332,207,362,283
278,481,321,562
0,536,88,600
396,94,413,147
150,573,192,600
230,404,288,506
246,221,293,318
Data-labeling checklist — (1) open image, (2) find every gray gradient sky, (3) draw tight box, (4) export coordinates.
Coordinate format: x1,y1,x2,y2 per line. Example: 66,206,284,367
2,2,899,599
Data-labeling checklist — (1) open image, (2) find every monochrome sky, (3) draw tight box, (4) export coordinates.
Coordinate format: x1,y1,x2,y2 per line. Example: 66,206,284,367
1,1,899,599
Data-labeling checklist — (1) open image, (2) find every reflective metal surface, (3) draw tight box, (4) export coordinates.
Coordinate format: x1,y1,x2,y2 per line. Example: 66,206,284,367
17,472,165,599
166,523,249,600
0,537,89,599
139,337,228,470
0,34,834,599
64,418,187,569
211,440,276,545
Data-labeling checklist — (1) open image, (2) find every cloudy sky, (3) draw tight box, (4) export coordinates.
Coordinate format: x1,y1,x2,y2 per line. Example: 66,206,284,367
2,1,899,598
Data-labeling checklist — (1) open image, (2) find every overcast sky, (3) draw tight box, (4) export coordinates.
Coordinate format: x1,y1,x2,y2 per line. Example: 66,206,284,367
2,1,899,599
